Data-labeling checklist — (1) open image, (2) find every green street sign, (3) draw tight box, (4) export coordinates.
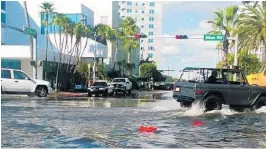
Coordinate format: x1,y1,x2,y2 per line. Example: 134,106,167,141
203,34,224,41
23,27,37,37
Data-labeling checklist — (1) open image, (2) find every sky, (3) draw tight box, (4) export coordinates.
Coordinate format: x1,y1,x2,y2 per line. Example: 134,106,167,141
160,1,237,77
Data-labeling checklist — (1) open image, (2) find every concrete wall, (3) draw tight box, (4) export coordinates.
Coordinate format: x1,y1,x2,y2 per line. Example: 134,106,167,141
21,59,43,79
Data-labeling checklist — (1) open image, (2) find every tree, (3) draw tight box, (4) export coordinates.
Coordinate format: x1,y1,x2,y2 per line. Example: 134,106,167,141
235,2,266,64
76,59,89,83
140,62,157,78
40,2,54,69
217,50,262,75
208,5,239,68
94,24,111,45
125,63,135,76
120,17,140,63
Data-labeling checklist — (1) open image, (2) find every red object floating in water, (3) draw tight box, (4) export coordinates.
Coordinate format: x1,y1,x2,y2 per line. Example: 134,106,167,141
192,121,205,127
139,126,157,133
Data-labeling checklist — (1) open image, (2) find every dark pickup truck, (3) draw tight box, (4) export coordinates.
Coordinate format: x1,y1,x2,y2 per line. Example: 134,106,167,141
173,67,266,112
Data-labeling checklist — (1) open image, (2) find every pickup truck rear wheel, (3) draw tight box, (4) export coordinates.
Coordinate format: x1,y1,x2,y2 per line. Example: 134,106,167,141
203,95,222,112
180,101,192,108
252,96,266,110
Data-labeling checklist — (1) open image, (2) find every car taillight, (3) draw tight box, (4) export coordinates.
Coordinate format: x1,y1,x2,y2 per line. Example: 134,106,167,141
195,89,204,95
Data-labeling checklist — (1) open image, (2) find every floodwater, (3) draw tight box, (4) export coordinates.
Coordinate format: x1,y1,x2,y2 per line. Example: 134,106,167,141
1,92,266,148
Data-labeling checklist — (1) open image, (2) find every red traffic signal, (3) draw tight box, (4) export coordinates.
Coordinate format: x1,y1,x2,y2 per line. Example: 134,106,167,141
135,33,147,39
175,35,188,39
135,34,141,38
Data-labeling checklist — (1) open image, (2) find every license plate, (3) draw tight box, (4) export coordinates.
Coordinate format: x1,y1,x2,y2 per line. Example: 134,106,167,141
175,87,180,92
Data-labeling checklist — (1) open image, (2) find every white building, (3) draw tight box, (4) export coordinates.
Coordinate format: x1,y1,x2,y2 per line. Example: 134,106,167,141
1,1,108,80
114,1,163,66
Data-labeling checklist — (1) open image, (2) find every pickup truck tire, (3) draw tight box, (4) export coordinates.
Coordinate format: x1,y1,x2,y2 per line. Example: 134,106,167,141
180,101,192,108
252,96,266,110
36,86,48,97
203,95,222,112
88,91,92,97
104,90,108,97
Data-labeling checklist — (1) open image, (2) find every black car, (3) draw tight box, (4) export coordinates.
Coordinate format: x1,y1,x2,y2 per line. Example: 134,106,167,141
88,81,114,97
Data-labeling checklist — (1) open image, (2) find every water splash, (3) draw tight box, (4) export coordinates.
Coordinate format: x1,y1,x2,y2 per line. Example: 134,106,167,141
176,102,239,117
255,106,266,114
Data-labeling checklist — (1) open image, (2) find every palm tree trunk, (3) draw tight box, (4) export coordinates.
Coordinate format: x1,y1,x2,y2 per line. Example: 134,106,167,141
261,41,266,65
23,2,34,60
44,12,49,80
128,48,131,63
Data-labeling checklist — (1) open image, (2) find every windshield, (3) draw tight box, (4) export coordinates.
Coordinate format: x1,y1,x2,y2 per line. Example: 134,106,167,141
112,79,125,82
179,69,222,83
92,82,107,86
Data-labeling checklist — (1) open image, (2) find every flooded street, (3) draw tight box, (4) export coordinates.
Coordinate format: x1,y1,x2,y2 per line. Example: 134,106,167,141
2,92,266,148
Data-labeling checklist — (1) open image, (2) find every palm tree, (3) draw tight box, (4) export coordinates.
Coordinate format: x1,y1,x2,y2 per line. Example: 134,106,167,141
117,61,123,75
125,63,135,76
40,2,54,71
23,2,34,62
208,5,238,67
235,2,266,64
109,27,122,70
120,17,140,63
94,24,112,45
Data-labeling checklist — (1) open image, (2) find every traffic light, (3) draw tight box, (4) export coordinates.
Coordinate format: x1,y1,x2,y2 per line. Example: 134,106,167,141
135,33,147,39
175,35,188,39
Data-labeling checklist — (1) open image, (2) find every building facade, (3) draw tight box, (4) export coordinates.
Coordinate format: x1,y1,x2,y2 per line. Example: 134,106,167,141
114,1,163,67
1,1,107,81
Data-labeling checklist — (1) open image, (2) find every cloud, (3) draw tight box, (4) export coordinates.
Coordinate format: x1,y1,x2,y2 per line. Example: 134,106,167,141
162,45,180,55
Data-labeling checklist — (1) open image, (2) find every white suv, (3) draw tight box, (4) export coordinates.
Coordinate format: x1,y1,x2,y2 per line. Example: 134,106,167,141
1,68,52,97
111,78,132,95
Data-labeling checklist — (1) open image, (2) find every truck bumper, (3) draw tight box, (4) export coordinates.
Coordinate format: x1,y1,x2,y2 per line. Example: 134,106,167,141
173,95,195,102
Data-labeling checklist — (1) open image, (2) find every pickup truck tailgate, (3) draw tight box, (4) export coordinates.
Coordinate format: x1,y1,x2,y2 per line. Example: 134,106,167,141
173,82,196,101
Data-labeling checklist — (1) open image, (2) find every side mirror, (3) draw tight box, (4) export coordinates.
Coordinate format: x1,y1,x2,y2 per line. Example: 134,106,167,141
127,82,130,83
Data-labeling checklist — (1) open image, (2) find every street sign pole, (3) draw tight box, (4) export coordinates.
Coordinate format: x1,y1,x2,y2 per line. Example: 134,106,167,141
23,26,38,79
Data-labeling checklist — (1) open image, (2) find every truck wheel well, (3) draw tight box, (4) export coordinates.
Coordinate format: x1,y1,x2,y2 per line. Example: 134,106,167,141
35,85,48,92
205,92,225,104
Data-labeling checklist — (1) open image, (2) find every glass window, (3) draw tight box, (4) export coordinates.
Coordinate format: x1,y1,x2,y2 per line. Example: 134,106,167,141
148,53,153,58
141,25,144,28
149,17,154,21
148,32,153,35
13,71,29,80
141,18,144,21
150,2,155,6
135,3,138,6
127,1,132,5
127,9,132,13
1,59,21,69
1,1,6,10
135,10,138,13
148,46,153,50
142,3,145,6
1,12,6,23
142,10,145,14
149,10,155,14
1,70,11,79
149,24,154,28
223,71,246,85
148,39,153,43
141,40,144,43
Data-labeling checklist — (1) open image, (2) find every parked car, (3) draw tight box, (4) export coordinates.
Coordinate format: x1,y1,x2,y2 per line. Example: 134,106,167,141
87,80,114,97
112,78,132,95
1,68,53,97
173,67,266,112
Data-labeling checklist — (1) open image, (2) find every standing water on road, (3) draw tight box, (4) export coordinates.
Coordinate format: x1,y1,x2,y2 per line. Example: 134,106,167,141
2,92,266,148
